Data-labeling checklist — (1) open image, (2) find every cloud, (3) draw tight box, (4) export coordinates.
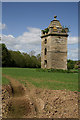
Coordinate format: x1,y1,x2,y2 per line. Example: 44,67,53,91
0,23,7,30
1,27,78,60
68,48,78,60
68,36,78,44
2,27,41,54
67,36,78,60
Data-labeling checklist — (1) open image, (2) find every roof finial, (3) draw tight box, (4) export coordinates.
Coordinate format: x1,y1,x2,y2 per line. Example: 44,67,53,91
54,15,57,20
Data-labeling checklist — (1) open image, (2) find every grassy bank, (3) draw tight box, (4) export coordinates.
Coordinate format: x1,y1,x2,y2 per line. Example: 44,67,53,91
2,68,78,91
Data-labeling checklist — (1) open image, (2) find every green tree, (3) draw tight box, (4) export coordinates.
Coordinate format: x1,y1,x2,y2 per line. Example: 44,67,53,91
0,44,2,67
67,59,75,70
9,50,26,68
2,43,41,68
2,44,15,67
36,54,41,68
22,52,32,67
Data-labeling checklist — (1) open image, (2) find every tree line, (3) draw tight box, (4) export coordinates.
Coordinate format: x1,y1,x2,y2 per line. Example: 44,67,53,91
0,43,79,69
1,43,41,68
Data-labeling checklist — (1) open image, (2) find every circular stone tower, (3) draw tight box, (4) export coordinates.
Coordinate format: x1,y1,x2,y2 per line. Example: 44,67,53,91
41,16,69,70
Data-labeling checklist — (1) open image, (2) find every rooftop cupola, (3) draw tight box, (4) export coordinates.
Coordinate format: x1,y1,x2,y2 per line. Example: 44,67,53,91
41,15,69,37
48,16,62,29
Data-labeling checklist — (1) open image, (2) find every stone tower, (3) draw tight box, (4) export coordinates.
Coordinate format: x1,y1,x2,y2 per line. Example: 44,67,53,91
41,16,68,70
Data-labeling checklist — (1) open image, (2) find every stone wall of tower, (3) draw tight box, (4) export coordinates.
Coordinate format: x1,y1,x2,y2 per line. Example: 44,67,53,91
41,34,67,70
50,35,67,70
41,36,52,69
41,16,68,70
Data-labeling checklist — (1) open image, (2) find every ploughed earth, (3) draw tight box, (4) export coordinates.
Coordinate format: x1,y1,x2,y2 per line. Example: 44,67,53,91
2,74,79,118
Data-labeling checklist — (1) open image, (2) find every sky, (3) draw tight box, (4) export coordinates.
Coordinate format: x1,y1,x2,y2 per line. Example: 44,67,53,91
1,2,78,60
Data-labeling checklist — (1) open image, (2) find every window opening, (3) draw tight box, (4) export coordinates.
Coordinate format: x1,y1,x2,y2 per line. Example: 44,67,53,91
44,48,47,55
45,39,47,44
44,60,47,68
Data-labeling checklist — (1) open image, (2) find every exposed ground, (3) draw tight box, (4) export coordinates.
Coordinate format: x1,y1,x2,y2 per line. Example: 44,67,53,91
2,74,79,118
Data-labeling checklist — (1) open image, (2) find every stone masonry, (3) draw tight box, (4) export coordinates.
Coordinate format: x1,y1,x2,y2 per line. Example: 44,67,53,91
41,16,68,70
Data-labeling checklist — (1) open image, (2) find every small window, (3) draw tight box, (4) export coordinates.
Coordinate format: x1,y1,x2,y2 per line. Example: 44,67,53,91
45,39,47,44
44,60,47,65
44,48,47,55
57,27,59,29
44,60,47,68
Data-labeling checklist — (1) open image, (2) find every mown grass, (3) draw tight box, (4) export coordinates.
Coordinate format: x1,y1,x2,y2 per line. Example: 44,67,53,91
2,76,10,85
2,68,78,91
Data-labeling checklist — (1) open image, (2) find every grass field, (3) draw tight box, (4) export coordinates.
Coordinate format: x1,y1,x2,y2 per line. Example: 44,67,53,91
2,68,78,91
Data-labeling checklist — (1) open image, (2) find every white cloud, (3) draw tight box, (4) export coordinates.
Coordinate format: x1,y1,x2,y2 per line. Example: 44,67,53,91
2,27,78,60
2,27,41,54
68,36,78,44
0,23,7,30
67,37,78,60
68,48,78,60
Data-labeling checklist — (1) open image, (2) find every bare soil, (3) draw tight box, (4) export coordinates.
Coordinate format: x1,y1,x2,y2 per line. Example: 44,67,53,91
2,74,79,118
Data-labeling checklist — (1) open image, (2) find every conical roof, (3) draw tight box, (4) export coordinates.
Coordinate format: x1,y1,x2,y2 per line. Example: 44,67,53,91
48,16,62,28
41,16,69,38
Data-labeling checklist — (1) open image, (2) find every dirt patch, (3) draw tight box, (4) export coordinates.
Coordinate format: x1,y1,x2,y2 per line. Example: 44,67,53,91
2,74,79,118
2,74,26,97
7,97,31,118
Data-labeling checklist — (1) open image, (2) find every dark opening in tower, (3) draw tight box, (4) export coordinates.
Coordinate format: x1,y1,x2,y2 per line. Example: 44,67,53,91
44,48,47,55
44,39,47,44
44,60,47,68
